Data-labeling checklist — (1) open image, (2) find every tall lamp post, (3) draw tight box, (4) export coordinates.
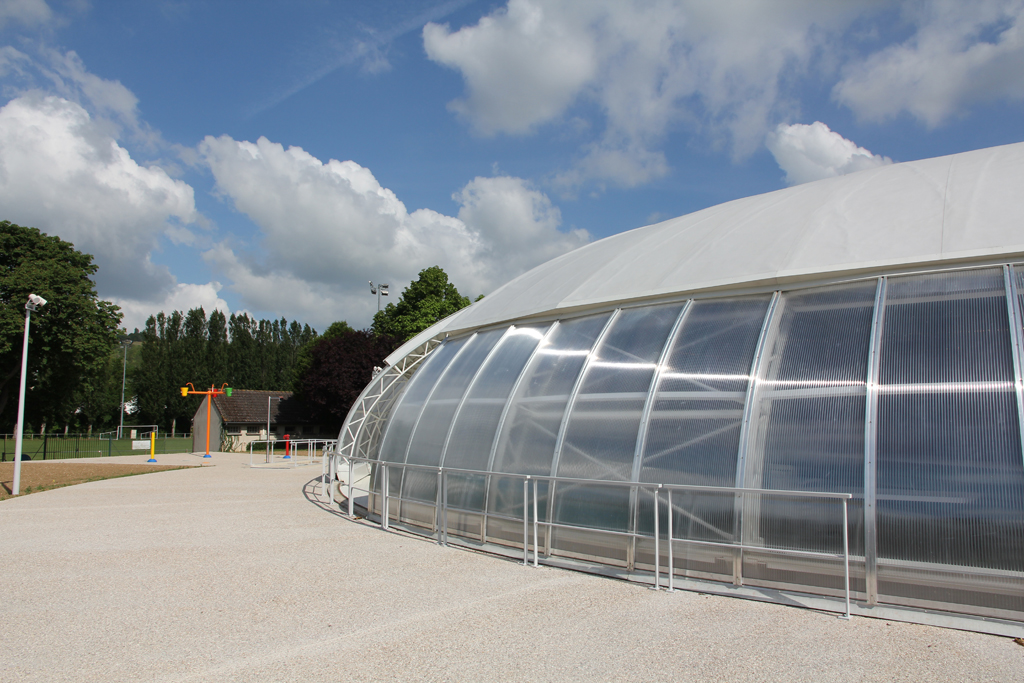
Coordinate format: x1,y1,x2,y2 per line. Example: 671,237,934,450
12,294,47,496
118,338,133,439
369,281,389,312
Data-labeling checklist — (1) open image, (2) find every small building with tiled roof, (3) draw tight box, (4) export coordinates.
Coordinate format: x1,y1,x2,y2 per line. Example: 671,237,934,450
191,389,327,453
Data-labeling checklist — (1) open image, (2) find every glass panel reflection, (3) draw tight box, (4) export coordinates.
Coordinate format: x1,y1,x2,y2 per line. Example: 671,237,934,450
876,268,1024,613
401,329,504,510
745,281,876,559
554,304,684,537
488,314,611,523
443,325,549,512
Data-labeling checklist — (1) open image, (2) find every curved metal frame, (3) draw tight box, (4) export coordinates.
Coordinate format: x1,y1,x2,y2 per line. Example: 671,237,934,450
863,277,887,605
732,291,782,585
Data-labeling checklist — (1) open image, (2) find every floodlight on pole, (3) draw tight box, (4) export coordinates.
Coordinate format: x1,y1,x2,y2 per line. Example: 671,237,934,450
12,294,47,496
369,280,389,312
118,338,134,438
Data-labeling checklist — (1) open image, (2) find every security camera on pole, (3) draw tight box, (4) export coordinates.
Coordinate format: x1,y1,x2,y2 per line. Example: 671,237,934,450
12,294,47,496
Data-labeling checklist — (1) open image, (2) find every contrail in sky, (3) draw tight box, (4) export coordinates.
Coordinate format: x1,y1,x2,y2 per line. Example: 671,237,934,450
248,0,478,118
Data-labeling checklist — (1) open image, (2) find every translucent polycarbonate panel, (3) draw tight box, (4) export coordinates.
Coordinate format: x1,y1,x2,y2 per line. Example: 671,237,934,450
488,313,611,521
634,296,772,563
744,281,876,557
442,325,549,512
401,329,504,506
371,338,465,513
640,296,772,488
552,304,683,535
876,268,1024,614
376,338,465,466
558,304,684,480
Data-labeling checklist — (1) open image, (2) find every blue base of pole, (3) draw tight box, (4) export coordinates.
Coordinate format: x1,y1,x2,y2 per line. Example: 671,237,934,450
147,458,157,463
203,454,212,458
283,455,291,459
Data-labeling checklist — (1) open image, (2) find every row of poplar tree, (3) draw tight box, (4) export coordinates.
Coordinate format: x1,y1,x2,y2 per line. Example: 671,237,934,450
130,309,317,433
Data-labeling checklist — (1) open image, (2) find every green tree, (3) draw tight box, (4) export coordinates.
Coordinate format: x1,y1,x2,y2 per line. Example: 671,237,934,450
371,266,472,341
291,320,354,394
130,308,318,430
71,346,124,431
206,310,229,385
295,329,402,429
0,221,122,430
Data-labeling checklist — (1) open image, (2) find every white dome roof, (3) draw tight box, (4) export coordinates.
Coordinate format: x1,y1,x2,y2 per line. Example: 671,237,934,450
390,141,1024,361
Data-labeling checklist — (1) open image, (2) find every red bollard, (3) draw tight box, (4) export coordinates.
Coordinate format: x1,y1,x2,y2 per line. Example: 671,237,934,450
284,433,290,458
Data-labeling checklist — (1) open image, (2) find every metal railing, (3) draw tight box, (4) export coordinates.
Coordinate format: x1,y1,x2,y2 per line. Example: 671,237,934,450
333,455,853,619
248,439,336,467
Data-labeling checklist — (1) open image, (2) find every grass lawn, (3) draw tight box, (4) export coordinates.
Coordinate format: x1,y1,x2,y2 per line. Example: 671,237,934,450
0,461,199,500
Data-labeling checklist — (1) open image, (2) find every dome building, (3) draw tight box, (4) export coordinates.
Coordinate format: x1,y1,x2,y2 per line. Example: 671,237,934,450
335,142,1024,632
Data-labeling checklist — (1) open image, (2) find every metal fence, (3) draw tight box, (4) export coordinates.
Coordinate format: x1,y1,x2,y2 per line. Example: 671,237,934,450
248,439,336,467
330,455,853,620
0,433,194,461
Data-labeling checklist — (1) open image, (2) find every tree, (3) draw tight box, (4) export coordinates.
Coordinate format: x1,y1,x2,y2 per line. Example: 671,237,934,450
291,320,354,394
296,329,402,429
131,308,318,430
371,266,472,341
206,310,229,385
0,221,122,430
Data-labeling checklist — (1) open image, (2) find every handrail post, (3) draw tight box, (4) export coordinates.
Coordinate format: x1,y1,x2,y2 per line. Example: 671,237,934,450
381,464,389,531
533,478,539,567
523,477,530,566
435,469,443,541
442,470,449,546
652,485,661,590
327,453,334,504
842,497,851,620
348,457,355,518
667,489,674,592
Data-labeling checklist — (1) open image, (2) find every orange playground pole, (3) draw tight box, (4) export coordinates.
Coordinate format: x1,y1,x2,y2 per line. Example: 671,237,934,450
181,383,233,458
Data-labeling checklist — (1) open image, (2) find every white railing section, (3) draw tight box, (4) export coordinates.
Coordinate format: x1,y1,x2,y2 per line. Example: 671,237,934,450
248,439,336,467
333,455,853,620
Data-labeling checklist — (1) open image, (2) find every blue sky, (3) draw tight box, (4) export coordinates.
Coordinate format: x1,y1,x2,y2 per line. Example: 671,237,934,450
2,0,1023,332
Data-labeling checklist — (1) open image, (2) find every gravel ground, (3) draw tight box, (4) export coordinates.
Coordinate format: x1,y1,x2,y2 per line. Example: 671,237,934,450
0,451,1021,682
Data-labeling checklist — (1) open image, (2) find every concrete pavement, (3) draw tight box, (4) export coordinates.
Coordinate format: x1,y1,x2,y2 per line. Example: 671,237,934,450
1,452,1021,682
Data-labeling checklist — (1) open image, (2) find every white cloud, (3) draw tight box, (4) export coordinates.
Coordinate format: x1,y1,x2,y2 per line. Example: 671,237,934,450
455,175,588,278
424,0,870,188
426,0,1024,189
111,282,231,333
834,0,1024,126
0,0,51,28
6,46,165,148
766,121,892,186
198,134,588,329
424,0,599,136
0,94,197,298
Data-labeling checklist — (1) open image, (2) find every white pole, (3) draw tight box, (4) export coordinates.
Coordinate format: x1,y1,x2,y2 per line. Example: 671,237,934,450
118,341,130,438
12,307,32,496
